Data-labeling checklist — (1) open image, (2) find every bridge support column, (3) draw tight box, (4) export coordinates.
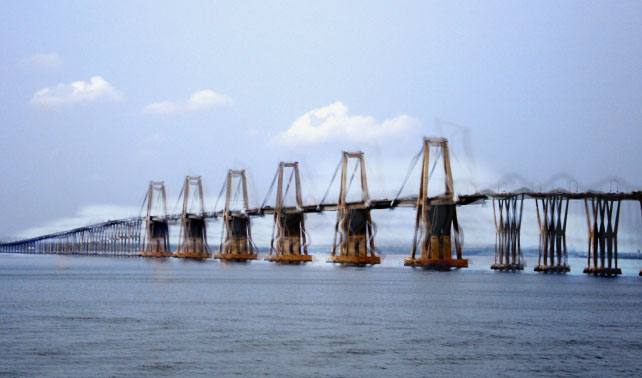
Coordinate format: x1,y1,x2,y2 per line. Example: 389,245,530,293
327,152,380,266
583,197,622,276
214,170,258,262
491,195,525,271
139,181,172,257
265,162,311,263
174,176,211,259
534,195,570,273
404,137,467,269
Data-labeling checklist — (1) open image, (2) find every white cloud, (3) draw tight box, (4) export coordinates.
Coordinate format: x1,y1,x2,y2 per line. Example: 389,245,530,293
142,89,232,115
30,76,123,108
19,52,63,69
272,102,419,146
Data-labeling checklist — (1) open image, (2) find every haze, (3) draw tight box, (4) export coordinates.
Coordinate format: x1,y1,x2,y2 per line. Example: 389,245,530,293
1,1,640,244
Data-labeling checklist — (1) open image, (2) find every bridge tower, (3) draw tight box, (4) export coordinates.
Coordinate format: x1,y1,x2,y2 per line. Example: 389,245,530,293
583,196,622,276
327,152,380,266
491,194,525,271
404,137,468,269
174,176,211,259
214,170,258,262
533,195,571,273
139,181,172,257
265,162,312,263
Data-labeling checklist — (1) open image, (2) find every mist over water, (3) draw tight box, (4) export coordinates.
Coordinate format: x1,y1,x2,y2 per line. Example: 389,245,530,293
1,254,641,377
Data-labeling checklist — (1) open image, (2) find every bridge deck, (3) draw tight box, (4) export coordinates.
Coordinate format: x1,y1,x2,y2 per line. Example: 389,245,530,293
1,191,640,247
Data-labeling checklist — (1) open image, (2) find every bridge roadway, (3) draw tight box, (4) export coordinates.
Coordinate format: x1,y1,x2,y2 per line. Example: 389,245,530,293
1,191,639,248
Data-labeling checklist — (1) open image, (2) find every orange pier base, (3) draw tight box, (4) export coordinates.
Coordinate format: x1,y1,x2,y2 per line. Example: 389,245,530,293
327,255,380,266
214,253,258,262
583,267,621,276
491,263,524,271
534,265,570,273
138,251,174,258
174,252,211,259
265,254,312,263
404,258,468,270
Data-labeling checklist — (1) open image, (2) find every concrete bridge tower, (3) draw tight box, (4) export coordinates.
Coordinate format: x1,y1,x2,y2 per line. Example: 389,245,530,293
265,162,312,263
174,176,211,259
327,152,380,266
404,137,468,269
139,181,172,257
214,170,258,262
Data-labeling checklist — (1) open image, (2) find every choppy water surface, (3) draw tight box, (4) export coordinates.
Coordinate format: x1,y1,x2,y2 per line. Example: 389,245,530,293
1,253,641,377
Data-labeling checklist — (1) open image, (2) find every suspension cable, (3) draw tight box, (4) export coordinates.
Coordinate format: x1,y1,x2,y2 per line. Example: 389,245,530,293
213,179,227,213
260,168,279,209
450,148,477,193
428,148,442,181
173,182,185,215
319,158,342,206
393,146,423,203
138,190,149,218
344,159,360,200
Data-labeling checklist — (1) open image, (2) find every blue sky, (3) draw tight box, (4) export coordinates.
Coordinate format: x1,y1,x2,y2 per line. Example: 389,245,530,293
1,1,641,247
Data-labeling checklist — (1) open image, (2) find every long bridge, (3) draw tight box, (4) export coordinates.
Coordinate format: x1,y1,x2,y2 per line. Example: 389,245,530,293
1,137,640,276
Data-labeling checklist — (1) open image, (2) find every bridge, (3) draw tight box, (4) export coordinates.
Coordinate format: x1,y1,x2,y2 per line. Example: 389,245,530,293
1,137,640,276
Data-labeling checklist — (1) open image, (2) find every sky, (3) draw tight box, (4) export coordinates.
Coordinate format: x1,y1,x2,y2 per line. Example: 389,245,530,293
1,1,641,249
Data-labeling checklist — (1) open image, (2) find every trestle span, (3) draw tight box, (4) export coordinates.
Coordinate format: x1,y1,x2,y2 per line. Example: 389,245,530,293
533,195,570,273
491,194,525,271
0,218,142,256
583,197,622,276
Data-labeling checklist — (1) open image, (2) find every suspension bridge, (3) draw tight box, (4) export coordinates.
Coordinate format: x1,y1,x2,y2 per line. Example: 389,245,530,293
1,137,640,276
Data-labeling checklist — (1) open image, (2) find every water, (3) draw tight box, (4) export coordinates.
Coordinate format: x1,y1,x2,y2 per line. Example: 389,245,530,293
1,253,641,377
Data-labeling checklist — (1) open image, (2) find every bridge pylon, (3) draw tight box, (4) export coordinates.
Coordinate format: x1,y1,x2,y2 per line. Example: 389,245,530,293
533,195,570,273
265,162,312,263
214,170,258,262
139,181,172,257
583,196,622,276
491,194,525,271
327,152,380,266
404,137,468,269
174,176,211,259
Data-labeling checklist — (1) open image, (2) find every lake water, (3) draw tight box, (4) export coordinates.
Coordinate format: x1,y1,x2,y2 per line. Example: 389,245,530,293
1,253,641,377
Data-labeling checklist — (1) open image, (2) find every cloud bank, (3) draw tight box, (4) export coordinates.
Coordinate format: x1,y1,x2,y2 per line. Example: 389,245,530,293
142,90,233,114
30,76,122,108
19,52,63,69
272,102,418,146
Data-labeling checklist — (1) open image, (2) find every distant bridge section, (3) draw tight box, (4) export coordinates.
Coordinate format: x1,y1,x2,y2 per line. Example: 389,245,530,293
1,137,640,276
